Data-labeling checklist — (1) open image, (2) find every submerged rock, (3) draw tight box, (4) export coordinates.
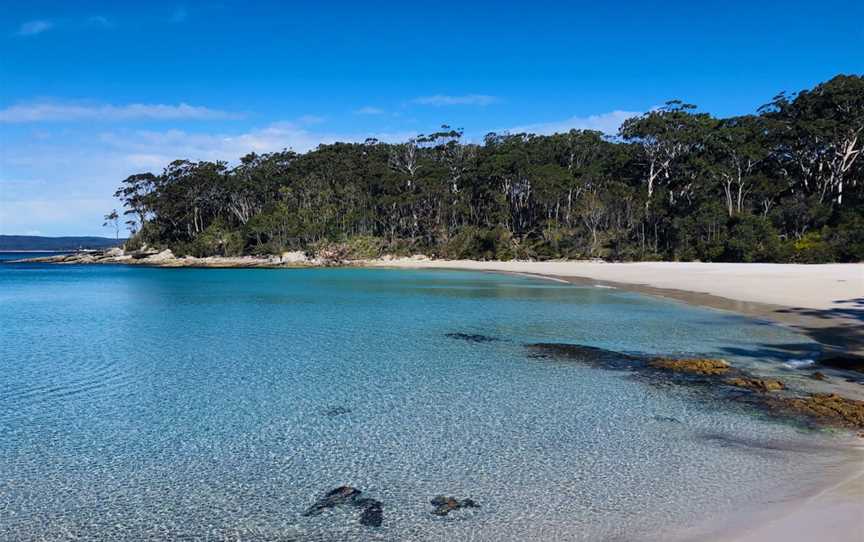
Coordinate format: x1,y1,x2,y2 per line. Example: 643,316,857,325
302,486,361,516
527,343,640,370
769,393,864,429
648,357,730,375
303,487,384,527
727,377,785,392
527,342,864,433
321,406,352,417
811,371,828,381
430,495,481,516
818,355,864,374
446,332,500,343
355,498,383,527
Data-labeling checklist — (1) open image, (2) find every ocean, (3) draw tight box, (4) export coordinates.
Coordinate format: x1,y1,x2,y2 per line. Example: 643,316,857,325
0,254,850,540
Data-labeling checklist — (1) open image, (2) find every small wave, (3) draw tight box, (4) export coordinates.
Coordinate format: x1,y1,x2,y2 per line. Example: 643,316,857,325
783,359,815,369
594,285,616,289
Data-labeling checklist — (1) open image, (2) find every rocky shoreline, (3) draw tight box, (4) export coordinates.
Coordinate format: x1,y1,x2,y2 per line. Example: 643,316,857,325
526,342,864,432
11,247,315,268
10,247,433,268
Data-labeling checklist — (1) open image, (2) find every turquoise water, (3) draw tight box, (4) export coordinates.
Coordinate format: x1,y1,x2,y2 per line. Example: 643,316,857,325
0,256,849,541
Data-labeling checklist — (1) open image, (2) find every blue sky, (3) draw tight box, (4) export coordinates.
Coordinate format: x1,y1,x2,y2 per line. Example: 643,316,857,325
1,1,862,236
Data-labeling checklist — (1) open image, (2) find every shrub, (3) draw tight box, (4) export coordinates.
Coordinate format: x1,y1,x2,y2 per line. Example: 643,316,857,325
788,231,836,263
723,215,780,262
827,211,864,262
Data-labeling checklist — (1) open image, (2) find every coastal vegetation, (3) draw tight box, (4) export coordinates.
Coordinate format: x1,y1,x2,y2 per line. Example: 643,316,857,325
114,75,863,263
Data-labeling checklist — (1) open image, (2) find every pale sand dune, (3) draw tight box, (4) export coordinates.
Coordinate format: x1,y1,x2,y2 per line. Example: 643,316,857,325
368,260,864,356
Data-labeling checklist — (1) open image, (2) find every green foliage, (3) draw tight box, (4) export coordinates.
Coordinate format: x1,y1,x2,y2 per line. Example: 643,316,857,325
112,75,863,263
174,220,245,257
723,215,780,262
827,210,864,262
443,226,516,260
343,236,387,259
787,231,835,263
672,203,728,261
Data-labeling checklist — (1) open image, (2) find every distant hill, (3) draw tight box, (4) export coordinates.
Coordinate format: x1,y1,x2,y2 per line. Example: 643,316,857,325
0,235,125,251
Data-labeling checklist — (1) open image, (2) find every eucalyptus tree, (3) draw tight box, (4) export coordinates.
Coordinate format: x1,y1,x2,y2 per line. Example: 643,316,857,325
708,115,770,216
763,75,864,204
102,210,120,240
620,101,715,204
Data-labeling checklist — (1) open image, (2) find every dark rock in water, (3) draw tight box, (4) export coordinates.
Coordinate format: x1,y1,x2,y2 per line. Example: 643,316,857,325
303,487,385,527
652,415,682,423
818,355,864,374
649,357,730,376
355,498,383,527
767,393,864,429
811,372,828,381
446,332,500,343
527,343,641,370
726,377,785,392
528,342,864,432
460,498,480,509
430,495,480,516
302,486,361,516
322,406,352,417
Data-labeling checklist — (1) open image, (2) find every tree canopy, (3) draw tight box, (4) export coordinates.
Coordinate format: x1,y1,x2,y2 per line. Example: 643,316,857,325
115,75,864,263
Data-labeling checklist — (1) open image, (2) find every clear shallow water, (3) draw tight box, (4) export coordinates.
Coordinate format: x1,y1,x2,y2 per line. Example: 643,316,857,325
0,256,852,541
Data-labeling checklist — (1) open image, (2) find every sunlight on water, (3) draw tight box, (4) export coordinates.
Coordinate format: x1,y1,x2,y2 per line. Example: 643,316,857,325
0,259,850,541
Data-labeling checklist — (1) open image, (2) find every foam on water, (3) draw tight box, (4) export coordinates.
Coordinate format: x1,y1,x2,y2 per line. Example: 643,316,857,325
0,262,853,541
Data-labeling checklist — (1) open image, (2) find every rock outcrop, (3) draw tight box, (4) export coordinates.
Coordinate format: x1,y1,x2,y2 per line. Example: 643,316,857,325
355,498,383,527
302,486,384,527
769,393,864,429
147,249,175,262
430,496,480,516
445,332,500,343
303,486,361,516
727,377,785,392
527,342,864,431
648,357,730,375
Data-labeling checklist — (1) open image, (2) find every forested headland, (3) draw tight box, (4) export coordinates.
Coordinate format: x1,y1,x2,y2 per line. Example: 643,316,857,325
114,75,863,263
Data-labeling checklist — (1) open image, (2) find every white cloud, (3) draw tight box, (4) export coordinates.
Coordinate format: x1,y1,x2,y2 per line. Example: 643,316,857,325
99,122,417,164
0,118,421,235
0,102,242,123
506,110,641,136
354,106,384,115
411,94,499,106
15,20,53,36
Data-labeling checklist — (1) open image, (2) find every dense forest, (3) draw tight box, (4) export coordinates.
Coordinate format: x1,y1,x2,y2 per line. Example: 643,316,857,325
114,75,863,262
